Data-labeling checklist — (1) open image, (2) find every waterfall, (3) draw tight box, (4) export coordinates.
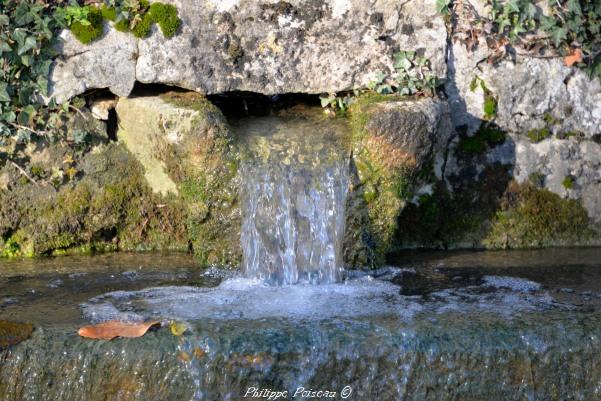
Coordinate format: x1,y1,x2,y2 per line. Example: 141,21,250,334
236,110,350,285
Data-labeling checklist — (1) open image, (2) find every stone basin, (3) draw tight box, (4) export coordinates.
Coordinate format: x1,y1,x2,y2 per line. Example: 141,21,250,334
2,249,601,400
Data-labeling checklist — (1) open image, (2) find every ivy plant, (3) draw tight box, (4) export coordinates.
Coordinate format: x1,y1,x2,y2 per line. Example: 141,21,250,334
445,0,601,79
320,51,439,113
0,0,67,144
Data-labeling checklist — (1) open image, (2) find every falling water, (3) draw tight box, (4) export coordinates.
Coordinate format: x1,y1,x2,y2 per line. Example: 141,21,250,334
235,108,350,285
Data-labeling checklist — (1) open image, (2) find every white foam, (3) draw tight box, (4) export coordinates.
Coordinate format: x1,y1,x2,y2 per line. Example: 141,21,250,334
81,275,563,323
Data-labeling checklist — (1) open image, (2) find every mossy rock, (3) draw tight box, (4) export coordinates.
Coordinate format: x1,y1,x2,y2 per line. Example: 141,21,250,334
0,142,188,258
116,93,241,267
485,182,596,248
344,94,447,267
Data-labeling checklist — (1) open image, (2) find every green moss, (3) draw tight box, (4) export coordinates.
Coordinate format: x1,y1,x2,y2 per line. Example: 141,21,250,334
30,165,44,178
100,5,117,21
528,172,546,188
527,127,551,142
70,7,104,44
148,2,181,38
485,183,594,248
458,123,506,155
114,19,130,33
483,94,497,119
562,175,575,189
132,11,154,38
543,112,560,126
557,130,584,140
1,237,21,258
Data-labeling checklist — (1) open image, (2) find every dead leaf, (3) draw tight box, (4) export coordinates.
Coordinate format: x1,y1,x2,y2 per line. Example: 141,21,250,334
177,350,191,362
78,320,160,340
193,347,205,359
565,48,582,67
0,320,33,348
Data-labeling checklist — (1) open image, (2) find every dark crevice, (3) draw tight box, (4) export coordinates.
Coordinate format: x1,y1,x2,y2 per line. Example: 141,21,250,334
129,82,189,97
207,92,321,120
128,83,323,120
106,107,118,142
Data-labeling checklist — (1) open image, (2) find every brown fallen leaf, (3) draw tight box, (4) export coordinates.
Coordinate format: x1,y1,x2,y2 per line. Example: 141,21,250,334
0,320,33,348
193,347,205,359
78,320,160,340
565,48,583,67
177,350,191,363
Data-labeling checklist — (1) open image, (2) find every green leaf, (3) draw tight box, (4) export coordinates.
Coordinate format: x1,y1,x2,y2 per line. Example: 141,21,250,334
436,0,451,14
524,3,537,19
550,27,568,47
0,83,10,102
20,55,31,67
567,0,582,15
319,95,333,108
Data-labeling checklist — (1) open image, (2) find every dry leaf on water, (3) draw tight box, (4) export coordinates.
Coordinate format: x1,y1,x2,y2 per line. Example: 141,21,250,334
169,320,187,336
565,48,583,67
78,320,160,340
0,320,33,348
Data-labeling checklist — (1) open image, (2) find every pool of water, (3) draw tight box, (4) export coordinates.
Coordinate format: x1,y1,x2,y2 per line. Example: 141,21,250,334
2,249,601,400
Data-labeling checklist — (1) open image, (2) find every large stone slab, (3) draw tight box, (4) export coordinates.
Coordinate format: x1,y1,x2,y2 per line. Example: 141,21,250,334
446,23,601,138
48,0,447,102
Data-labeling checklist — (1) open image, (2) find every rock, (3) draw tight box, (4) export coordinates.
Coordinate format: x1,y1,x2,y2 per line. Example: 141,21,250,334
344,96,451,266
90,98,117,121
48,0,447,102
488,135,601,226
49,28,137,103
446,40,601,137
116,93,242,266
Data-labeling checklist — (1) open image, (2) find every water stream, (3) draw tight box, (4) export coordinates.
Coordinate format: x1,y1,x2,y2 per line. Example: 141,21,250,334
235,109,350,285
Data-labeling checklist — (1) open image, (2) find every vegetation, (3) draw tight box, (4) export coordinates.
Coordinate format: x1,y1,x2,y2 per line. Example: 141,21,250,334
58,1,181,40
0,143,188,258
527,127,551,142
320,51,438,113
458,123,506,155
485,182,594,248
562,175,575,189
442,0,601,79
0,0,181,148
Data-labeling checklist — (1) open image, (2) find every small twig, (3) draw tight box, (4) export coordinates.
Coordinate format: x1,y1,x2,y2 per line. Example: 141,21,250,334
9,122,49,137
9,160,39,186
69,105,88,120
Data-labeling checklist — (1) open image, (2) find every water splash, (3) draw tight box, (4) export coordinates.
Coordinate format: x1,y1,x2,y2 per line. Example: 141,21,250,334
235,110,350,285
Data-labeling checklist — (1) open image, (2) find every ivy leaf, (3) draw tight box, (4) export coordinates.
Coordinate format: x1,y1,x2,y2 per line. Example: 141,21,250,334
436,0,451,13
0,83,10,102
567,0,582,15
550,27,568,47
18,36,38,55
524,3,537,19
505,0,520,14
